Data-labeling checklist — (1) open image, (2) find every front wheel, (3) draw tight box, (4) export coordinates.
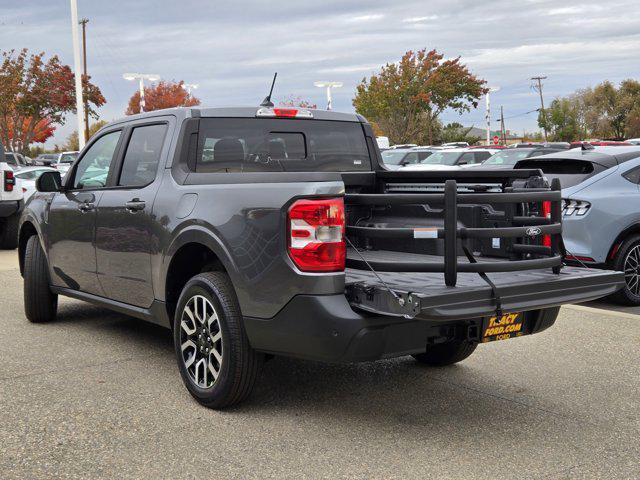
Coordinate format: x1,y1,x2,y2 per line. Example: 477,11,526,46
23,235,58,323
173,272,263,409
412,339,478,366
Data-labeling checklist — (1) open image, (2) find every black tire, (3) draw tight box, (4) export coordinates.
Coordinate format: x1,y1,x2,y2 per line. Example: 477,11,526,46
23,235,58,323
0,212,19,249
412,339,478,367
609,235,640,306
173,272,263,409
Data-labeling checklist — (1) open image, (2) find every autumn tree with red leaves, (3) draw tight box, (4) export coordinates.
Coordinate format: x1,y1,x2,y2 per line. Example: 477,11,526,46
353,49,487,145
126,80,201,115
0,49,105,153
279,95,317,109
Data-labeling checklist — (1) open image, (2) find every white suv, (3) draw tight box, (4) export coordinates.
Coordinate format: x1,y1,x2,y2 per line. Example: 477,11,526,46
0,147,24,249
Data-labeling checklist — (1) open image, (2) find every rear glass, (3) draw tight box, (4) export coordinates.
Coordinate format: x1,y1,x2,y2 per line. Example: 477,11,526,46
197,118,371,172
516,159,604,188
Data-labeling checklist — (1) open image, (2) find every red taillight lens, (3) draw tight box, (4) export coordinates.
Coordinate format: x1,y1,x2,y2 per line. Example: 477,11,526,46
4,171,14,192
273,108,298,118
541,200,552,247
287,198,345,272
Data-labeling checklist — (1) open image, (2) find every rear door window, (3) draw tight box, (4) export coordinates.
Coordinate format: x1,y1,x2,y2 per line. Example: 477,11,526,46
196,118,371,172
118,124,167,187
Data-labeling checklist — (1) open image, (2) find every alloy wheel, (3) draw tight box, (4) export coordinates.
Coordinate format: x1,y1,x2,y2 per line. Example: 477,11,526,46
623,245,640,297
179,295,223,388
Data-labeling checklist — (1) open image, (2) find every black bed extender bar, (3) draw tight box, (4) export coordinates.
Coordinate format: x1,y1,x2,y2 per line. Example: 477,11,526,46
345,176,563,287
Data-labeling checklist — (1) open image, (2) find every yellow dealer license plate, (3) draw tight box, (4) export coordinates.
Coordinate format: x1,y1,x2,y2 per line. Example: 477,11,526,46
482,312,525,343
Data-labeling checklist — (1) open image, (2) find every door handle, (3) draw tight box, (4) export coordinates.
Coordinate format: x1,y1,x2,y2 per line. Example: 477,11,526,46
125,199,146,212
78,202,95,212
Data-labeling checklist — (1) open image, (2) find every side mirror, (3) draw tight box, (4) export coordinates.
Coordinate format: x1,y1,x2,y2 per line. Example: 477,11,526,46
400,160,410,166
458,160,468,165
36,171,63,192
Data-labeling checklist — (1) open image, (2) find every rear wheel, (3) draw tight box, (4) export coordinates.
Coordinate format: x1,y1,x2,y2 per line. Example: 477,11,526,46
0,213,19,249
610,235,640,305
23,235,58,323
173,272,263,409
412,339,478,366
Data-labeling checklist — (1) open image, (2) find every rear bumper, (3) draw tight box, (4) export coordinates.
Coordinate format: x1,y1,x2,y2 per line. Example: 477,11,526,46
0,199,23,218
243,268,623,363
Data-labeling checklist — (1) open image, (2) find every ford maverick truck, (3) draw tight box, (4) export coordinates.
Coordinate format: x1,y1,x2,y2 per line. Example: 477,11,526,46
19,107,623,408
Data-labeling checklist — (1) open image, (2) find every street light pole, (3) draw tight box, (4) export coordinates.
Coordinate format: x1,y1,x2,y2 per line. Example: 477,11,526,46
485,86,500,146
314,81,343,110
69,0,86,149
182,83,199,95
79,18,89,142
123,73,160,113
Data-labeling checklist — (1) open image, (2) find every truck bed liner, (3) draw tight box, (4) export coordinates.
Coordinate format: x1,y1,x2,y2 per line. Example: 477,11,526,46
345,249,624,320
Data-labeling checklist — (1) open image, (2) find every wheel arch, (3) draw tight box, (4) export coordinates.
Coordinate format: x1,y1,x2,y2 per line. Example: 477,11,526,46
606,223,640,264
162,226,240,322
18,219,40,276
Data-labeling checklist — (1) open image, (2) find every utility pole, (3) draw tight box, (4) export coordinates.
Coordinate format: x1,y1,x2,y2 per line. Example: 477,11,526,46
500,106,506,145
69,0,86,149
79,18,90,142
531,76,548,142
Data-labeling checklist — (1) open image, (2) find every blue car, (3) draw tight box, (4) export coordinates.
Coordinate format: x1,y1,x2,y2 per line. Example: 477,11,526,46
517,146,640,304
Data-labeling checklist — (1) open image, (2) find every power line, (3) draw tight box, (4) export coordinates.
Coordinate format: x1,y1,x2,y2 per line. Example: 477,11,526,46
496,108,540,122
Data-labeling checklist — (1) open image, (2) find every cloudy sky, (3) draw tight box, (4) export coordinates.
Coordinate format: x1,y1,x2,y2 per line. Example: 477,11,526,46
2,0,639,146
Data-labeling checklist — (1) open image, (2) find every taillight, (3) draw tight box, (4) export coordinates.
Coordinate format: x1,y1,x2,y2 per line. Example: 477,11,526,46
287,198,345,272
541,200,551,247
4,170,14,192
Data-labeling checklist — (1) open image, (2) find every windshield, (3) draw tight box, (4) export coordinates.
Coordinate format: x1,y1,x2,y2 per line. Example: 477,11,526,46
59,153,77,164
484,149,532,165
420,151,463,165
4,153,18,166
381,150,411,165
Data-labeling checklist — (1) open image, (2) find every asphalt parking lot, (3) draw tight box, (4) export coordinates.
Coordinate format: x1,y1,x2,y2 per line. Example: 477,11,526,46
0,250,638,479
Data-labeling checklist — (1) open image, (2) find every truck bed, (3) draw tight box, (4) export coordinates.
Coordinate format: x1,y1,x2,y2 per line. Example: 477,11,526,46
345,248,623,321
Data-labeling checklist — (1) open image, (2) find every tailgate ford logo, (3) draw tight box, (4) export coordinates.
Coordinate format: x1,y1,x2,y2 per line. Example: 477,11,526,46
526,227,542,237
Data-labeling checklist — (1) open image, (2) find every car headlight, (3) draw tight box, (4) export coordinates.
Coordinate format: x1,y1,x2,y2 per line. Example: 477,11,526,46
562,199,591,216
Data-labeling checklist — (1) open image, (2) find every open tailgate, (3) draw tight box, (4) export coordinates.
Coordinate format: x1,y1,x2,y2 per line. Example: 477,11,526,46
345,249,623,320
343,169,624,320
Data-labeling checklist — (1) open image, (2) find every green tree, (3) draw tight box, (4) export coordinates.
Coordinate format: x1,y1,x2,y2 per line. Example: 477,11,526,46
353,49,487,145
63,120,109,151
439,122,481,145
538,98,585,141
547,79,640,140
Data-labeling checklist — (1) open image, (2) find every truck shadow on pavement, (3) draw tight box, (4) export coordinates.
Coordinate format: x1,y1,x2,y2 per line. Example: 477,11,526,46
53,301,559,430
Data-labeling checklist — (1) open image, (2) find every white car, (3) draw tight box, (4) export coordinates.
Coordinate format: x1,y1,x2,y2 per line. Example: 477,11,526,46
14,166,57,202
51,151,78,175
399,148,495,171
627,138,640,145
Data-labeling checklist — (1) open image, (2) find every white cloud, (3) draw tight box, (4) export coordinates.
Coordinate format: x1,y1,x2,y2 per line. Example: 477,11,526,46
402,15,438,22
347,13,385,22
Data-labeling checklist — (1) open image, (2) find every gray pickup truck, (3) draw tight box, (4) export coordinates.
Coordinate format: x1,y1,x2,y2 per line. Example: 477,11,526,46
19,107,623,409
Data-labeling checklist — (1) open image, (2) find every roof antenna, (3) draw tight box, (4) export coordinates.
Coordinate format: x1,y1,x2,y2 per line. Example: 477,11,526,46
260,72,277,107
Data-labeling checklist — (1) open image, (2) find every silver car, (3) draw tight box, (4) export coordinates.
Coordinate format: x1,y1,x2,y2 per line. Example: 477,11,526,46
516,146,640,304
